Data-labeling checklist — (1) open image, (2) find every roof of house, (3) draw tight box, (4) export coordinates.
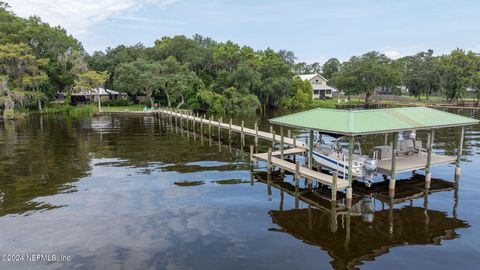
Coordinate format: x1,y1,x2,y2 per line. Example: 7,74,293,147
71,87,126,96
269,107,479,136
298,74,329,82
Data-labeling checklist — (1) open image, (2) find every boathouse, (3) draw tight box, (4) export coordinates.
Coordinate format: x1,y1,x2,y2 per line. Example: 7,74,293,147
269,107,479,203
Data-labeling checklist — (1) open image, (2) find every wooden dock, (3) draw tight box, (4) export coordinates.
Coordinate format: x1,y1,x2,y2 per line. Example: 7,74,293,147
376,152,457,175
156,109,348,199
158,109,306,149
253,152,349,189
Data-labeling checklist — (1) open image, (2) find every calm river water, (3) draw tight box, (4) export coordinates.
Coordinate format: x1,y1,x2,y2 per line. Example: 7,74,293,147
0,109,479,270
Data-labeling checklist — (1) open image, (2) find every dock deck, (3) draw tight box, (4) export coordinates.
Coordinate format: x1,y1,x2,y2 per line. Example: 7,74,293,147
377,152,456,175
253,152,349,189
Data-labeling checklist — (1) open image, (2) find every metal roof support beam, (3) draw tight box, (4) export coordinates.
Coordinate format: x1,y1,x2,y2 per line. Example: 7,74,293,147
425,129,435,189
455,127,465,177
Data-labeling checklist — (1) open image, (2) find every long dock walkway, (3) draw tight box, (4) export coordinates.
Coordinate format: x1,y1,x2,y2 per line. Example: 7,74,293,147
156,109,348,198
158,109,306,149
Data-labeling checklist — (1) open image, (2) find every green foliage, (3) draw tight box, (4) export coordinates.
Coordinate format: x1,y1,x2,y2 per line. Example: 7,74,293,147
196,89,226,113
403,50,441,100
223,87,260,113
42,104,95,116
331,51,401,102
283,76,312,109
321,58,341,80
102,99,129,107
438,49,478,101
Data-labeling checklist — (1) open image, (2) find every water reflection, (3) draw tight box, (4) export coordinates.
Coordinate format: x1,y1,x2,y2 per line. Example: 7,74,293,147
253,171,469,270
0,109,478,269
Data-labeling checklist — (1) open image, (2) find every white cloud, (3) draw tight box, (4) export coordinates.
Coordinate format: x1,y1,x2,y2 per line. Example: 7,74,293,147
8,0,176,37
383,50,401,59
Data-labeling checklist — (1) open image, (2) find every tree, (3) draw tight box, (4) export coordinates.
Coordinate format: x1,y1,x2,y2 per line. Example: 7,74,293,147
331,51,401,103
322,58,341,80
0,43,49,110
74,71,109,112
403,50,441,100
438,49,476,101
283,75,312,109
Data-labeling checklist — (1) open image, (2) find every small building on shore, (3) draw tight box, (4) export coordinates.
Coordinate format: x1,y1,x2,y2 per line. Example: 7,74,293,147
298,74,336,99
56,88,128,105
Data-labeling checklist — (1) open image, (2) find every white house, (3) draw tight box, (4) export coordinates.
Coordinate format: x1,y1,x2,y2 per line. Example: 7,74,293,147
298,74,335,99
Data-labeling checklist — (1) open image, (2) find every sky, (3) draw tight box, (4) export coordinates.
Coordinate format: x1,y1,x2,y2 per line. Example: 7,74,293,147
7,0,480,63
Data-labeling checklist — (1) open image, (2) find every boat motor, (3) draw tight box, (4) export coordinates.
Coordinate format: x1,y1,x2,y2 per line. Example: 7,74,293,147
362,158,378,187
409,130,416,140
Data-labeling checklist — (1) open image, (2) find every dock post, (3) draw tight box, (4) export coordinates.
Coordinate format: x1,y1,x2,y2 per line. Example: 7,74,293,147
346,136,354,208
271,130,276,151
229,119,232,138
241,120,245,146
174,112,178,126
267,148,272,175
295,161,300,197
208,116,212,137
218,117,222,139
288,129,291,139
425,129,435,189
249,145,254,169
280,127,284,160
308,130,313,169
455,126,465,177
270,125,273,135
389,132,398,195
307,130,314,189
254,122,258,147
331,172,338,202
293,136,297,162
200,115,203,134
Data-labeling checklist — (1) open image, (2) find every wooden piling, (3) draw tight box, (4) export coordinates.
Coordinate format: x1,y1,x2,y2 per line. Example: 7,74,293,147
390,132,398,193
249,145,254,168
455,126,465,177
271,130,276,150
267,148,272,175
331,172,338,202
308,130,314,169
425,129,435,189
208,116,212,137
218,117,222,138
280,127,284,160
346,187,352,208
241,120,245,145
295,160,300,196
229,118,232,138
254,122,258,146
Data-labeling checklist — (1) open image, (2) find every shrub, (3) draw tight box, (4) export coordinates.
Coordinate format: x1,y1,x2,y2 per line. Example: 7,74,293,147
102,99,130,106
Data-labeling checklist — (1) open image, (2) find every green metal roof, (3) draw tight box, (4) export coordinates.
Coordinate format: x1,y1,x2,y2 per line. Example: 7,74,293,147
269,107,479,136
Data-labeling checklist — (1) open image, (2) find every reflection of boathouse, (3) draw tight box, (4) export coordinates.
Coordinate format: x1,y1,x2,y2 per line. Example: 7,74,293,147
269,206,468,270
252,172,468,270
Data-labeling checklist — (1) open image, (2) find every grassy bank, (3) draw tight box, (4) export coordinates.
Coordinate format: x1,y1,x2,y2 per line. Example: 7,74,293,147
102,104,145,112
13,104,96,117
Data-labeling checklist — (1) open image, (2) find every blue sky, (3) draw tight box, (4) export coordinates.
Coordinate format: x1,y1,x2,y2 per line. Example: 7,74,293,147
8,0,480,63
